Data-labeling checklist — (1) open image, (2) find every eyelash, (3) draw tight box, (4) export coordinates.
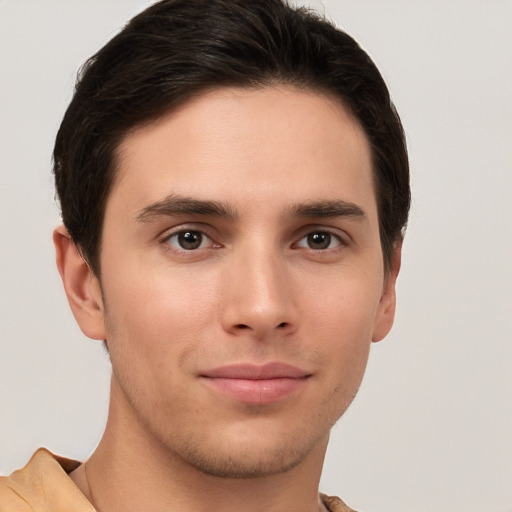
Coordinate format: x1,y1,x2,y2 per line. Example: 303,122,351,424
161,228,219,252
293,230,344,251
159,227,347,253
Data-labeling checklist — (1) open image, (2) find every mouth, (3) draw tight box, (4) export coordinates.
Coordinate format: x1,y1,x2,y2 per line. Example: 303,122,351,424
199,362,311,405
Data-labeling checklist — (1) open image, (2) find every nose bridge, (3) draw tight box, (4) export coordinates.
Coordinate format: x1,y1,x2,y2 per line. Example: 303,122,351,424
221,239,296,337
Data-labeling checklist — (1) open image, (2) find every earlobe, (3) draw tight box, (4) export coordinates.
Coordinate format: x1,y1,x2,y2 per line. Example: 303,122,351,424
372,242,402,343
53,225,106,340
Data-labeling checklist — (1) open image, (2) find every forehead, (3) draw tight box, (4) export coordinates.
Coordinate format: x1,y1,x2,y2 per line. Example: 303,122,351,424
111,86,376,219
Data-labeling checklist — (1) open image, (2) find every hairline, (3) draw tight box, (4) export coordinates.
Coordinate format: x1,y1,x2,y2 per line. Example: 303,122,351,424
86,82,393,279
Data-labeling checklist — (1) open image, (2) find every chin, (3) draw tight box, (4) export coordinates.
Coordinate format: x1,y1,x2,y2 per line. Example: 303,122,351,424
178,440,311,479
164,420,330,480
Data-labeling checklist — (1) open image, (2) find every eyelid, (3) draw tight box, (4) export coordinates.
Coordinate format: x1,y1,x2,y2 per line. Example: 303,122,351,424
159,224,221,250
292,225,349,248
294,233,342,251
167,231,212,250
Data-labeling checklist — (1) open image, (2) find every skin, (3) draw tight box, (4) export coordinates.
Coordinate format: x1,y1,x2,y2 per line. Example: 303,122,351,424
54,86,400,512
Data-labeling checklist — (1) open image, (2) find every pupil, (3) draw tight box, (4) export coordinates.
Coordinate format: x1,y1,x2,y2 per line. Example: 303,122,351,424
308,232,330,250
179,231,201,250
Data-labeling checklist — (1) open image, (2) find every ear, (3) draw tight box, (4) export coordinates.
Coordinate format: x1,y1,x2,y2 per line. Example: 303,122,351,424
372,241,402,343
53,225,106,340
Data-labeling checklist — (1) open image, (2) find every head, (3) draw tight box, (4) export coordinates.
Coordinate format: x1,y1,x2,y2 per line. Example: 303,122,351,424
53,0,410,481
53,0,409,277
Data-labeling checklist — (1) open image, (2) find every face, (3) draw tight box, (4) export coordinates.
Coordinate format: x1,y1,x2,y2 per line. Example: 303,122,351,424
74,86,398,478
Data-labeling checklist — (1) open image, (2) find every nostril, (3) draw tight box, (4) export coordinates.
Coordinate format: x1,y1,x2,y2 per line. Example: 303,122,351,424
235,324,250,329
277,322,287,328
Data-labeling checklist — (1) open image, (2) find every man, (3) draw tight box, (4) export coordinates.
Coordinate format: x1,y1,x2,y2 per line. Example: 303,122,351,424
0,0,409,510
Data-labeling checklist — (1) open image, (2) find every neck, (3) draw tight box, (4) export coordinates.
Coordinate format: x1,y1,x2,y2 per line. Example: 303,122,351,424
73,377,329,512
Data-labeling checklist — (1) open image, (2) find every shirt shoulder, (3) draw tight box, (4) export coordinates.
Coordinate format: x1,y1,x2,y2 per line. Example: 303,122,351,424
320,492,359,512
1,453,356,512
0,448,95,512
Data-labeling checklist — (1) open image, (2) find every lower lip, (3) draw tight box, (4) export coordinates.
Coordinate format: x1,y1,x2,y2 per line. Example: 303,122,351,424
201,377,308,405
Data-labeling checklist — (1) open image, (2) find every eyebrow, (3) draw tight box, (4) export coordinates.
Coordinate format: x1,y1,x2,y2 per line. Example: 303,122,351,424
288,199,367,221
136,195,367,224
136,194,237,223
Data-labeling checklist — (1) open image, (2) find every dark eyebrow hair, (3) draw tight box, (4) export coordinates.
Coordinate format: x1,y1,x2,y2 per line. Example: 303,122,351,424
136,194,237,222
289,199,367,220
137,195,366,224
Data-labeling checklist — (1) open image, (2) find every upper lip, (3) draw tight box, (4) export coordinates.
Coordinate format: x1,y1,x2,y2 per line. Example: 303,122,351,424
200,362,310,380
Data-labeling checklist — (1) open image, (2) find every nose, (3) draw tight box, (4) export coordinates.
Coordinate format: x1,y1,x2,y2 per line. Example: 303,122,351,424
220,247,298,339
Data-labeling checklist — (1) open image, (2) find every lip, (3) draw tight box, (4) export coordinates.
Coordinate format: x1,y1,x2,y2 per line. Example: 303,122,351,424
199,362,311,405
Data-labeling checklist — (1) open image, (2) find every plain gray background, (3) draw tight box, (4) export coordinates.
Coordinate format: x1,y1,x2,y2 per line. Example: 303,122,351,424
1,1,511,511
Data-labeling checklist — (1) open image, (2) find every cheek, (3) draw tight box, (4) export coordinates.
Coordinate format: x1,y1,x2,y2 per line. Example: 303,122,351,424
302,268,382,335
101,273,210,409
102,266,220,360
300,271,381,376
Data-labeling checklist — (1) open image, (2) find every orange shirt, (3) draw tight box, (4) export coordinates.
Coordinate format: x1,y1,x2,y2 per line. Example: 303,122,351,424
0,448,94,511
0,448,355,512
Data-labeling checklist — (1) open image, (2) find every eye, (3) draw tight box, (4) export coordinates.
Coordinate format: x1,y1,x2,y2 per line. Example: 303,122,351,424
165,230,213,251
295,231,342,250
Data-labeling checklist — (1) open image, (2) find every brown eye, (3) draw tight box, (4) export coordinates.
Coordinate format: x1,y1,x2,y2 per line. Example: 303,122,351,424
167,230,207,250
307,232,331,249
296,231,341,250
